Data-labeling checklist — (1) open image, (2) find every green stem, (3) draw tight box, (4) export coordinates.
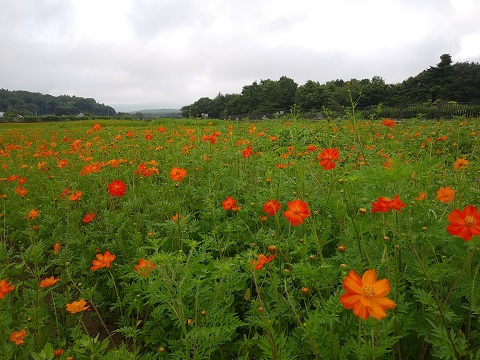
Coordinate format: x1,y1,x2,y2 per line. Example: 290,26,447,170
410,244,460,359
107,268,124,319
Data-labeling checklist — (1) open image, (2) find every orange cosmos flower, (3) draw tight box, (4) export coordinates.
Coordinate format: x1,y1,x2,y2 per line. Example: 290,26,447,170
371,195,406,213
381,118,396,127
250,254,276,270
27,209,40,220
58,159,69,168
170,167,187,182
68,191,82,201
108,180,126,197
135,163,159,177
318,148,340,170
453,158,468,171
340,269,396,320
60,188,70,198
53,243,61,254
53,349,65,357
222,196,240,211
82,213,95,224
436,186,455,203
7,175,19,182
305,144,317,152
15,187,28,197
241,146,253,158
446,205,480,241
134,258,156,277
0,279,15,299
262,200,281,216
92,123,101,131
40,276,60,288
37,162,48,171
284,199,310,226
66,299,90,314
90,250,116,271
415,192,426,201
10,329,26,346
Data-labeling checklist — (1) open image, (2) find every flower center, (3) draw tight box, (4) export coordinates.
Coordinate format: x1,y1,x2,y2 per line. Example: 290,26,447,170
465,215,476,227
362,285,375,297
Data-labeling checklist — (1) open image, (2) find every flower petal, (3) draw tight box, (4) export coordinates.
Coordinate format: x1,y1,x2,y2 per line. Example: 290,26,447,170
340,293,363,309
372,278,391,297
353,302,369,320
369,299,388,320
362,269,377,286
342,270,363,294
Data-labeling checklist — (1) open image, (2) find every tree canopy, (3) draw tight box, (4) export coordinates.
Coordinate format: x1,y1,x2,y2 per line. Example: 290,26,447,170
0,90,116,117
181,54,480,118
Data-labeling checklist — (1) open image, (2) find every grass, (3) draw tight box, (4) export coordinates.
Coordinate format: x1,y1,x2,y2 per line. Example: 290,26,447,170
0,116,479,359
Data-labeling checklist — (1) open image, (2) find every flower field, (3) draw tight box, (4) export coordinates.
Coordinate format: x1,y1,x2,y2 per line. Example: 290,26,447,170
0,117,479,359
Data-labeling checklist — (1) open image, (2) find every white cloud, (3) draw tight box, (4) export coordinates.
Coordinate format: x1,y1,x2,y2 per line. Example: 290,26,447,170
0,0,479,110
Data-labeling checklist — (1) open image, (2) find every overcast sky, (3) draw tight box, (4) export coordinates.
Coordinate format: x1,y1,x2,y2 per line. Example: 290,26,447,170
1,0,480,112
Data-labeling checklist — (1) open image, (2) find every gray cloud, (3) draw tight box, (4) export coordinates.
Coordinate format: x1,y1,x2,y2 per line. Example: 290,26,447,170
0,0,479,111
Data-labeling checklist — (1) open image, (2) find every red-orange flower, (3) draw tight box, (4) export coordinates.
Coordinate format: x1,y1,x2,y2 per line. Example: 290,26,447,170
283,199,310,226
415,192,426,201
40,276,60,288
90,250,116,271
15,187,28,197
318,148,339,170
58,159,69,168
66,299,90,314
262,200,281,216
446,205,480,241
27,209,40,220
0,279,15,299
108,180,126,197
222,196,240,211
53,243,61,254
305,144,317,152
371,195,406,213
437,186,455,203
250,254,276,270
82,213,96,224
135,163,159,177
241,146,253,158
10,329,26,345
134,258,156,277
69,191,82,201
453,158,468,171
53,349,65,357
340,269,396,320
170,167,187,182
381,118,396,127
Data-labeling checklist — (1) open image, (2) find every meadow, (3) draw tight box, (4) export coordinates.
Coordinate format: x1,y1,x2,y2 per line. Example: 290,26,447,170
0,116,479,359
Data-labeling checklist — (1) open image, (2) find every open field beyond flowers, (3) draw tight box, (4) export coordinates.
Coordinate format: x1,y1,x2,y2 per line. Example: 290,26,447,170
0,117,479,359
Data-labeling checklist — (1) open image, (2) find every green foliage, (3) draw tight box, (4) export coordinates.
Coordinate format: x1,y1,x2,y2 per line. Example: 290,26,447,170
182,55,480,119
0,117,479,359
0,89,116,117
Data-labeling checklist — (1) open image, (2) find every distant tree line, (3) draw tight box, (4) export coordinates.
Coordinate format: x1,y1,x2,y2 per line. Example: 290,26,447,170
0,90,116,117
181,54,480,119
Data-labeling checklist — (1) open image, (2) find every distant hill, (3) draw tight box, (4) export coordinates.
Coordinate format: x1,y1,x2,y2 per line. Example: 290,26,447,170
131,109,182,118
0,89,116,117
